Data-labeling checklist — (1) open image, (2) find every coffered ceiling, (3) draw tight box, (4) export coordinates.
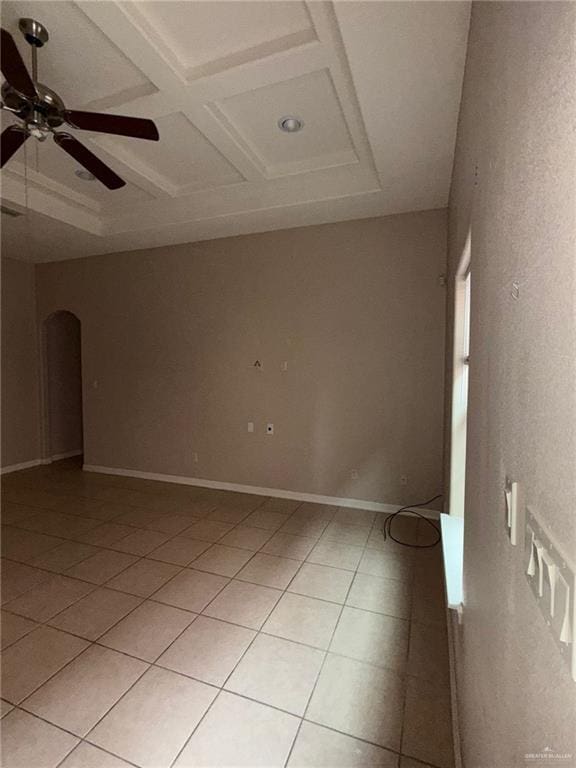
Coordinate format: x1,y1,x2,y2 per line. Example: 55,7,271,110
0,1,470,262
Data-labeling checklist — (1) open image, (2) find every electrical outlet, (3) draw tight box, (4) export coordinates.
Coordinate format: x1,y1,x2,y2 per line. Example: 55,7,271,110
350,469,359,480
266,423,274,435
281,361,288,371
400,475,408,486
247,422,254,433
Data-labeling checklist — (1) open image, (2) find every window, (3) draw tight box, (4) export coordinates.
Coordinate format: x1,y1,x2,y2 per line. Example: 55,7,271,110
449,235,471,518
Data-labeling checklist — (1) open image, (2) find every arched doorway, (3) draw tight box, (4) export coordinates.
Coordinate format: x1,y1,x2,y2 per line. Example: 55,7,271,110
43,311,84,462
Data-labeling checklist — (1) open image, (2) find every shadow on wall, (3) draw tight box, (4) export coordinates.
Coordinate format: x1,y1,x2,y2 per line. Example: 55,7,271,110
42,310,84,461
310,392,443,508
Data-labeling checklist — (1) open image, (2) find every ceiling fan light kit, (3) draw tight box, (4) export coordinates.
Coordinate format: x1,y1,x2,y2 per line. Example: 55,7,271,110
0,18,160,189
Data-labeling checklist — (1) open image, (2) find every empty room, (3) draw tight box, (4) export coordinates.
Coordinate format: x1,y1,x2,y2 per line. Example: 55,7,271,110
1,1,575,767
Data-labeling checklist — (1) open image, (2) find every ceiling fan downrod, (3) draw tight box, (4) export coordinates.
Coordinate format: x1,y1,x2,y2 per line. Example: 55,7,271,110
22,19,51,142
19,17,49,82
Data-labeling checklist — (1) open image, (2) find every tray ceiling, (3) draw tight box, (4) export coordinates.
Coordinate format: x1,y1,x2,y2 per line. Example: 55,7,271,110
0,0,471,262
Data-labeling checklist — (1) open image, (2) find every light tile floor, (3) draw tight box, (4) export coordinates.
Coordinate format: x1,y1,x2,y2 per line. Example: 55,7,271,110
1,459,452,768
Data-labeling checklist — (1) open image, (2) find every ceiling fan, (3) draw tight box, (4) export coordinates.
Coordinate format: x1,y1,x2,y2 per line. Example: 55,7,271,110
1,18,159,189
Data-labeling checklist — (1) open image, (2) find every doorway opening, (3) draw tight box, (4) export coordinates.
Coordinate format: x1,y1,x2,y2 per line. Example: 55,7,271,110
449,233,471,518
42,311,84,463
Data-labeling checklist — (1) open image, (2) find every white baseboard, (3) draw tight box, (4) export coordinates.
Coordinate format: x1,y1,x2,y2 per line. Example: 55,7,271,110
49,450,83,462
1,459,45,475
83,463,440,518
1,451,83,475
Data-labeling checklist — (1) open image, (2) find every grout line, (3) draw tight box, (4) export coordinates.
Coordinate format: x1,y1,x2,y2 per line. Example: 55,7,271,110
165,502,309,768
4,593,432,682
4,633,141,714
3,512,376,569
2,512,433,656
90,503,311,686
57,740,143,768
9,684,448,768
2,491,286,713
53,742,84,768
283,511,375,767
299,715,448,768
398,517,420,759
1,513,304,649
1,496,286,627
1,544,441,653
3,467,448,768
2,546,425,617
57,554,261,768
162,686,222,768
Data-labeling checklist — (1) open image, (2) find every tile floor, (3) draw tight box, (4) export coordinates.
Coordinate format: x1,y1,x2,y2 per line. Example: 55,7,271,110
1,459,453,768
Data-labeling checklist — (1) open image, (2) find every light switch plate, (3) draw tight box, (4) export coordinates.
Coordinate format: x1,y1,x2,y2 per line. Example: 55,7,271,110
505,479,519,545
525,507,576,681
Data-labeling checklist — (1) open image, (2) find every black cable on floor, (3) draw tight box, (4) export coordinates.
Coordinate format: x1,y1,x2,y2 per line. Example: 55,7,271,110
382,494,443,548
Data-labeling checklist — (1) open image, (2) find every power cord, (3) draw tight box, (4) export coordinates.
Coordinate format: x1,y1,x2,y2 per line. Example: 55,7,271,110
382,494,443,548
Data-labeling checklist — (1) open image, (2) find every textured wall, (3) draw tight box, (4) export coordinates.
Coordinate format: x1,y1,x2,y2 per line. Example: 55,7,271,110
36,209,446,505
45,311,83,457
446,2,576,764
1,257,41,468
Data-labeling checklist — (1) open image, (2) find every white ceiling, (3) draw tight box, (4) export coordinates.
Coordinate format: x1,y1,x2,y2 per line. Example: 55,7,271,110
0,0,470,262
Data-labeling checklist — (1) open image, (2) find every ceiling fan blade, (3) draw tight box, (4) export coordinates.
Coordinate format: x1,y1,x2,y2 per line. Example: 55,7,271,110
53,132,126,190
64,110,159,141
1,28,36,100
1,125,29,168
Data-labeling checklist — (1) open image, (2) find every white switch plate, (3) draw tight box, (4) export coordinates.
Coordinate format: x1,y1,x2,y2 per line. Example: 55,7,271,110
525,507,576,681
247,422,254,433
505,479,519,545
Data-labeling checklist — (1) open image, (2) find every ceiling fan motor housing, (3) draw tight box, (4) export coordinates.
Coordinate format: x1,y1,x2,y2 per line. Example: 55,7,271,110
2,81,66,129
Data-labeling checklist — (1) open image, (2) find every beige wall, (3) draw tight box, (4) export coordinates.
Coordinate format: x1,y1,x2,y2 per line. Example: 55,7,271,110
36,209,446,505
1,257,41,468
45,311,83,457
446,2,576,764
